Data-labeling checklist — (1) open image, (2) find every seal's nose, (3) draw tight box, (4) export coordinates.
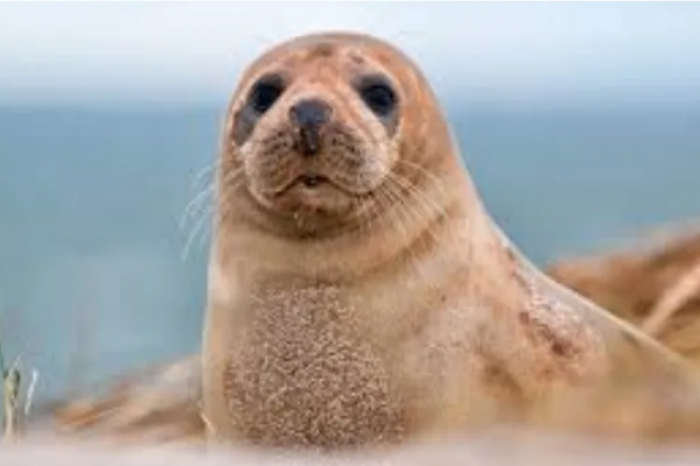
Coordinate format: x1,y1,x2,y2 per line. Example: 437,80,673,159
290,99,332,129
289,99,332,157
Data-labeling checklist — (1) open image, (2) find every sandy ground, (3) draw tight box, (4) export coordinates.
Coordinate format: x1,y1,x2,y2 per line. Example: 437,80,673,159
3,431,700,466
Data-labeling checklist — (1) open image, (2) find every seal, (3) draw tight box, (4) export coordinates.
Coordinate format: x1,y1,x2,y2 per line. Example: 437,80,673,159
201,31,700,451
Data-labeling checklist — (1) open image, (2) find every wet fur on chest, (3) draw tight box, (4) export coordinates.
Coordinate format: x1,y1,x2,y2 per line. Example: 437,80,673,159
223,284,405,449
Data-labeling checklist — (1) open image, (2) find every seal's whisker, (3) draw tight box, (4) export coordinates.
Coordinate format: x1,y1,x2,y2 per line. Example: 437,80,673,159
395,160,451,212
178,183,216,231
181,206,212,262
393,170,457,248
352,197,369,246
371,187,396,245
384,176,450,268
387,172,448,233
211,166,246,214
182,176,245,261
190,161,218,191
384,177,434,245
177,160,221,228
385,172,462,263
395,160,453,214
178,164,242,232
219,166,246,189
215,176,248,226
380,180,431,285
390,174,444,224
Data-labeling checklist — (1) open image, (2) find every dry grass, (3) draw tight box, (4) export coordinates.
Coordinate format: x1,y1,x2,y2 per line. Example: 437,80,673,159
548,223,700,365
1,320,22,441
51,355,205,445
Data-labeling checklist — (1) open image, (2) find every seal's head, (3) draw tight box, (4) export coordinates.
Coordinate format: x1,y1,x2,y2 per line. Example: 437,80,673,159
219,32,459,238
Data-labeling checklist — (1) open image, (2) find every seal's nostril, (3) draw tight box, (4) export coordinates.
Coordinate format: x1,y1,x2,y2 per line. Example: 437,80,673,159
289,99,332,130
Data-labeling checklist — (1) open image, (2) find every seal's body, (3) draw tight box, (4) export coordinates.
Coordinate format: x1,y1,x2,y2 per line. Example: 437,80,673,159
202,32,697,450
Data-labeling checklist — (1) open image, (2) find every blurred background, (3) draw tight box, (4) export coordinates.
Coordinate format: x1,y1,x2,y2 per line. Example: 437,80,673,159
0,2,699,405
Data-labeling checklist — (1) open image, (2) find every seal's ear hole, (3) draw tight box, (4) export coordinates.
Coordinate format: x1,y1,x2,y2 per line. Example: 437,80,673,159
356,75,397,118
248,73,286,115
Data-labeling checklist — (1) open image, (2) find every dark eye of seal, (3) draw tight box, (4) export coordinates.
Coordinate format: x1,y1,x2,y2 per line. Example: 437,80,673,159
249,74,286,114
231,74,286,145
358,75,397,117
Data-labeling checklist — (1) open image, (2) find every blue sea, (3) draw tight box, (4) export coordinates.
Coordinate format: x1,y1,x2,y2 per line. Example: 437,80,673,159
1,101,699,404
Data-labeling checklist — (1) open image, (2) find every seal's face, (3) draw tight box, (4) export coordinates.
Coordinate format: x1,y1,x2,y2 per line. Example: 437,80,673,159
220,33,453,238
220,34,423,236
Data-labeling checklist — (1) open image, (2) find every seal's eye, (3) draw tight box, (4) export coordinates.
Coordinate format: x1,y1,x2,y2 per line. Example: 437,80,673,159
248,74,285,114
358,76,397,117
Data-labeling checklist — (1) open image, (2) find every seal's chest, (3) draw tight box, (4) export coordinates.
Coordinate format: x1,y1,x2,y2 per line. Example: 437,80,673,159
223,285,405,448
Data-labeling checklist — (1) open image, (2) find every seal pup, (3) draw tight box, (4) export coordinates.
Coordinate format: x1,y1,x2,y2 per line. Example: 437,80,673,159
202,31,700,450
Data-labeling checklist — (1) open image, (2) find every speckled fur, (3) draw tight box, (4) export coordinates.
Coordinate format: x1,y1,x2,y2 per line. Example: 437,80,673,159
223,284,405,449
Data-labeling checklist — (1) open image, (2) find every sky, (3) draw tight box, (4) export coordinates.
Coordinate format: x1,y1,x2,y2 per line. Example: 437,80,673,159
1,2,700,107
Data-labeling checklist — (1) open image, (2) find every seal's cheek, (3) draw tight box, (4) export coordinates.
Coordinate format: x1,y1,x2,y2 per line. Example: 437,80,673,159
231,106,259,146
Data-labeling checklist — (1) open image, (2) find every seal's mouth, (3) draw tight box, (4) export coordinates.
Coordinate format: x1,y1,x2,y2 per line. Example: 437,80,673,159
255,171,357,217
299,174,325,188
276,173,335,194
